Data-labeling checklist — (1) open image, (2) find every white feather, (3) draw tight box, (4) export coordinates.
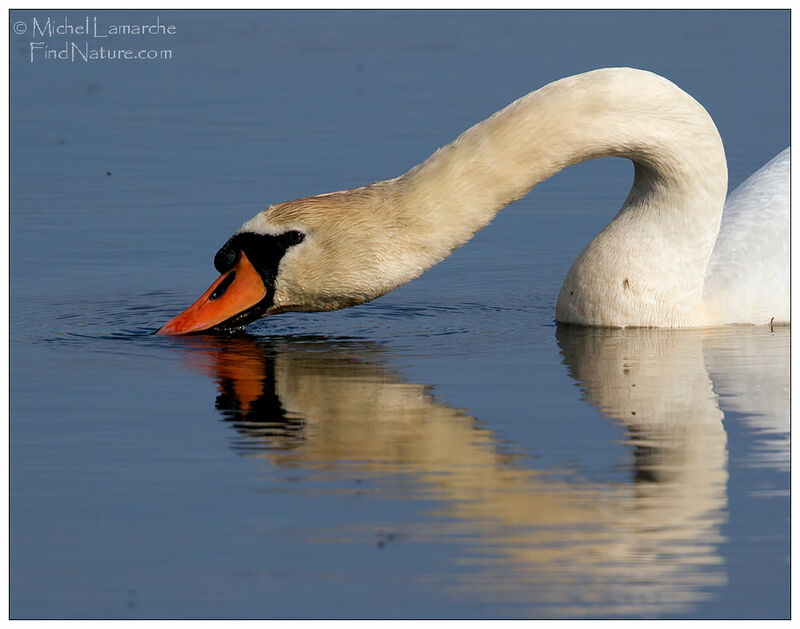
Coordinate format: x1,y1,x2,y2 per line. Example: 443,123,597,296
702,148,790,325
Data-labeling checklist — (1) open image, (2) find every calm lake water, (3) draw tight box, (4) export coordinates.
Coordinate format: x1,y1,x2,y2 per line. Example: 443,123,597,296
10,10,789,619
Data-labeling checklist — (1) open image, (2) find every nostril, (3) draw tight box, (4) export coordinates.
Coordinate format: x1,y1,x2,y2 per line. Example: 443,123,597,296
210,271,236,301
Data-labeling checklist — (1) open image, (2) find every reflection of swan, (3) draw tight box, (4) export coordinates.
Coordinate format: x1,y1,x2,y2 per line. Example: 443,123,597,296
159,68,789,334
702,327,790,471
172,331,784,617
557,327,727,491
558,324,790,474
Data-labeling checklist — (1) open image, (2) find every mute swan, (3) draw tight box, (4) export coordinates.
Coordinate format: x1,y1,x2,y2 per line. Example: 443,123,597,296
158,68,789,335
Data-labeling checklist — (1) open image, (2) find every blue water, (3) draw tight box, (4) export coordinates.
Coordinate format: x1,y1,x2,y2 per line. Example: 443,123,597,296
10,10,789,619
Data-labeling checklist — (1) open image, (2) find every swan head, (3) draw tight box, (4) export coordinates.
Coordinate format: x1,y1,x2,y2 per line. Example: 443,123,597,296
158,183,424,335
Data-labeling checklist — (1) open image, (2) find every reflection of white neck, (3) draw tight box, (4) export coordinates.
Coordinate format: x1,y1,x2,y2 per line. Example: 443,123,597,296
256,338,728,615
401,68,727,326
558,327,727,528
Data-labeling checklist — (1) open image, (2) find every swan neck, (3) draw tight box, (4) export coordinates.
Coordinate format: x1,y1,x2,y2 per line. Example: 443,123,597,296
401,68,728,327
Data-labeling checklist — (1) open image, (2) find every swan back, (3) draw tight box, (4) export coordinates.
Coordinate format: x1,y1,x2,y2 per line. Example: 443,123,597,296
702,147,790,325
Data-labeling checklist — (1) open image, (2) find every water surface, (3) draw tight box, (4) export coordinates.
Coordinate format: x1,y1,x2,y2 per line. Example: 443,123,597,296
10,10,789,619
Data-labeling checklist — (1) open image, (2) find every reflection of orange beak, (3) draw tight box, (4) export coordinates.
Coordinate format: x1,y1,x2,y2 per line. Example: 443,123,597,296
157,252,267,335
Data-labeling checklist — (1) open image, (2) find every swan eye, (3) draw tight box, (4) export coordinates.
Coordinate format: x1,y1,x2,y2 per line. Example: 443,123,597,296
282,231,305,247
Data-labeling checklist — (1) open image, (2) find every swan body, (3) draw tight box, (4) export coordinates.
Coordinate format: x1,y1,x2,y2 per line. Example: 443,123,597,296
158,68,789,335
702,148,790,325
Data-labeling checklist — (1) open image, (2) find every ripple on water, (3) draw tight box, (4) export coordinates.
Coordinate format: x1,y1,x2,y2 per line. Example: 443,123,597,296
11,290,555,357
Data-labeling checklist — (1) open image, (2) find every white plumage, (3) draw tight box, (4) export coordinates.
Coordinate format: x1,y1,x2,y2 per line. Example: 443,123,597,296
250,68,790,328
164,68,791,334
702,148,790,325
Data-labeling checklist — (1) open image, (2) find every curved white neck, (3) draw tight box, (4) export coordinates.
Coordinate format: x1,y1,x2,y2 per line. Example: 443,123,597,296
397,68,727,327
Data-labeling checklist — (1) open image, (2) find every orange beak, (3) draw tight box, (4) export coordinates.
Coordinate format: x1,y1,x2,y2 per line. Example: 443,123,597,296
157,251,267,335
